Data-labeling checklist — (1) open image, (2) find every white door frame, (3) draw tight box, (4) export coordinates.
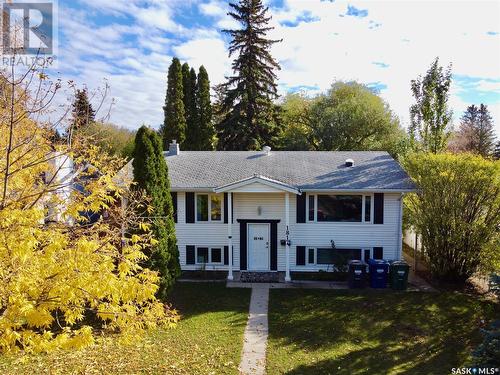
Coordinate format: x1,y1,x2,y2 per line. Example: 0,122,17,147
247,223,270,271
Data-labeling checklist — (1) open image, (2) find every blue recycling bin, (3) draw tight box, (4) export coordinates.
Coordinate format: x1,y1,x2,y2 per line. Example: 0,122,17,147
368,259,389,288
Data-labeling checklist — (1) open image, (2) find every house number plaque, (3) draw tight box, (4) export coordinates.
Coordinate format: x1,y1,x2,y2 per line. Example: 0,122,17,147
253,236,264,240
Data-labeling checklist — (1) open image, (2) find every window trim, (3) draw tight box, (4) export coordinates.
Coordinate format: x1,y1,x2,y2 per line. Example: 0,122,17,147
195,246,224,265
195,193,224,223
306,193,373,224
307,247,316,265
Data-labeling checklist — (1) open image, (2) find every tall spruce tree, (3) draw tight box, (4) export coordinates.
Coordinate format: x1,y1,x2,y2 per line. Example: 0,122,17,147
162,57,186,150
409,57,453,153
70,89,95,130
196,65,215,150
457,104,480,152
183,65,199,150
132,126,180,298
494,141,500,160
217,0,282,150
455,104,496,157
476,104,496,157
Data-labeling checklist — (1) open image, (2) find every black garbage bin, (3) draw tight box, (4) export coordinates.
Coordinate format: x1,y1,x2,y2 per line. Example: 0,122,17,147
389,260,410,290
367,259,389,288
348,260,367,288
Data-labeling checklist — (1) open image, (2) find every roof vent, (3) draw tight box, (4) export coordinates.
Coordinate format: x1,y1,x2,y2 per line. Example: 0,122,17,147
169,140,180,156
262,145,271,155
345,158,354,167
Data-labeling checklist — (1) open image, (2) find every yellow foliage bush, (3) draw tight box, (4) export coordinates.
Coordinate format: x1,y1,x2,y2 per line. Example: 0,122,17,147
0,72,178,353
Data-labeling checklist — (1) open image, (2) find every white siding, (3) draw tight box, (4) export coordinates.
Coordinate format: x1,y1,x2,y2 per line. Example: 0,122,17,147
229,181,286,193
175,191,403,272
289,193,402,271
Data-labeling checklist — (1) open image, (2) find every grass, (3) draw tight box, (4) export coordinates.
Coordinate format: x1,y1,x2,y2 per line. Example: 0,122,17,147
0,282,251,375
267,289,498,375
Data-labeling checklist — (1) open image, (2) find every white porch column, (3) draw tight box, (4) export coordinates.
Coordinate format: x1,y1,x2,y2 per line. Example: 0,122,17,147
285,192,291,282
227,192,234,280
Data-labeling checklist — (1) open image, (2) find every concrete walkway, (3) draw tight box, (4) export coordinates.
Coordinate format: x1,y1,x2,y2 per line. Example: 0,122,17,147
239,285,269,375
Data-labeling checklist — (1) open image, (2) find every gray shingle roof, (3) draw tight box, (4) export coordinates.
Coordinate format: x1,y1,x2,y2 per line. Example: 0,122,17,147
159,151,415,191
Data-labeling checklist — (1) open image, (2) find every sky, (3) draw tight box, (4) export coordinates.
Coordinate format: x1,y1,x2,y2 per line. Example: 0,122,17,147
52,0,500,134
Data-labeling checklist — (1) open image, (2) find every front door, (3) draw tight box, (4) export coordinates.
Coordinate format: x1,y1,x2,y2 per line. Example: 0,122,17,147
248,223,270,271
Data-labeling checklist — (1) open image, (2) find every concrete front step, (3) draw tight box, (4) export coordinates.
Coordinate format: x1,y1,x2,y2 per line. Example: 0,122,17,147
239,271,281,283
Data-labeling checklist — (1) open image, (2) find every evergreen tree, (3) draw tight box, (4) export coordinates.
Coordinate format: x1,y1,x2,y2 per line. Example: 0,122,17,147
70,89,95,130
162,57,186,150
477,104,496,157
132,126,180,298
456,104,480,152
183,64,198,150
217,0,282,150
409,58,453,153
494,141,500,160
196,65,215,150
454,104,496,157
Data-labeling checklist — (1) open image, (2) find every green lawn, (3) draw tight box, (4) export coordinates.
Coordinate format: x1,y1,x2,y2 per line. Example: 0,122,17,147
267,289,498,375
0,282,251,375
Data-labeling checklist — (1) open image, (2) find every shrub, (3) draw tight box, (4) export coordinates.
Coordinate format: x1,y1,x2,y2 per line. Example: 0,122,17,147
403,153,500,283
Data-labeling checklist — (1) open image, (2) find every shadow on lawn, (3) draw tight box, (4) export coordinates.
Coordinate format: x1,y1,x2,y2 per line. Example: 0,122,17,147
268,289,498,374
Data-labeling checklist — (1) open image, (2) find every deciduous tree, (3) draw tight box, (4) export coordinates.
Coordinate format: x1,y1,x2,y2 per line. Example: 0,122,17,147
308,82,405,155
77,121,136,159
403,153,500,283
0,63,177,353
277,93,315,151
409,58,453,153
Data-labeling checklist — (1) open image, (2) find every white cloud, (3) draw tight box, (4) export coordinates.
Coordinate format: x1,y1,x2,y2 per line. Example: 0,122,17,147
173,37,230,85
54,0,500,137
265,0,500,133
199,0,227,17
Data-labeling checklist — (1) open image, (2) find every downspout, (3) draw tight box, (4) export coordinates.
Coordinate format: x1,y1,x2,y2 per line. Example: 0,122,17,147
397,193,404,260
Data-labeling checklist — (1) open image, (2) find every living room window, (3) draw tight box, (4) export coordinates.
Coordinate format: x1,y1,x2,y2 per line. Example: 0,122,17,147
196,193,223,222
307,194,373,223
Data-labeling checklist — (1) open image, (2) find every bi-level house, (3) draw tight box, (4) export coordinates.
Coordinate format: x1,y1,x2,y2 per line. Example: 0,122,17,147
122,141,415,281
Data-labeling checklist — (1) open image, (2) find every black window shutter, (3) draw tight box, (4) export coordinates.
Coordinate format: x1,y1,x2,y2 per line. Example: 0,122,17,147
186,245,195,264
374,193,384,224
373,247,383,259
296,194,306,223
240,222,247,270
171,192,177,223
224,193,228,223
224,246,229,265
296,246,306,266
186,192,195,223
270,222,278,271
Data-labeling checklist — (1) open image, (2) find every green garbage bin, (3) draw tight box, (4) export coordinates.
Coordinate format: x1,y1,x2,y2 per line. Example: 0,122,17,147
389,260,410,290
